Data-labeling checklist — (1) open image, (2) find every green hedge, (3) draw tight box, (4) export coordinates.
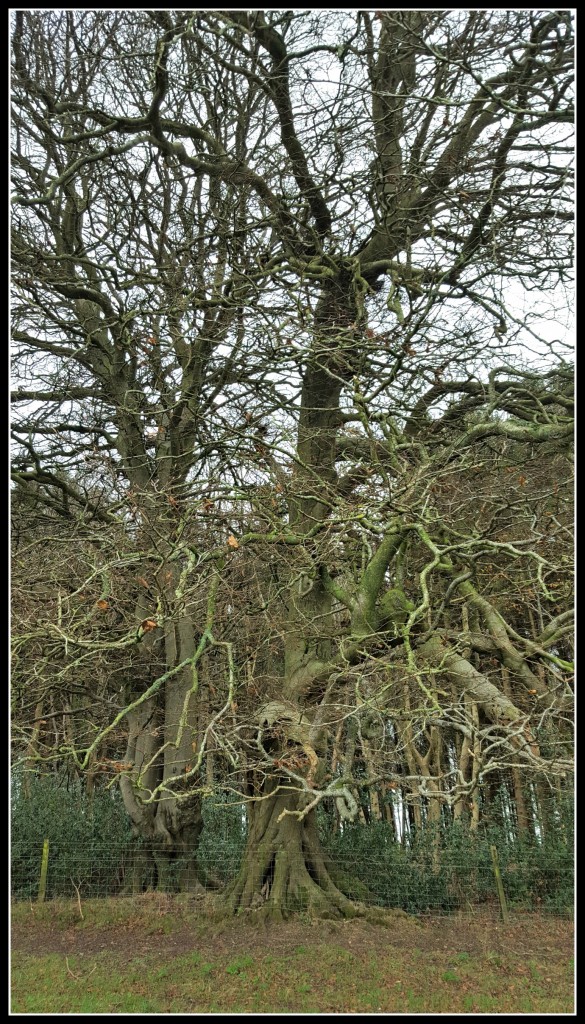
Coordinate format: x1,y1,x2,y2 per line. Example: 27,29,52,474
10,779,247,899
12,776,573,913
321,812,574,915
198,793,247,883
11,775,133,899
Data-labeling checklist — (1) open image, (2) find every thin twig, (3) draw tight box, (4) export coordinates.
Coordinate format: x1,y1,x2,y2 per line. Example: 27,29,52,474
71,878,84,920
65,956,80,980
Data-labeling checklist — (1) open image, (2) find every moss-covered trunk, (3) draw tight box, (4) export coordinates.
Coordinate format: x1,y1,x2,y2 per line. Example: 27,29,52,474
119,510,207,892
226,779,361,919
227,277,375,919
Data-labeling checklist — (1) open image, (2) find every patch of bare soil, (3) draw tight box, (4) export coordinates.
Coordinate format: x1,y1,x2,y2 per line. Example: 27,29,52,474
11,905,573,968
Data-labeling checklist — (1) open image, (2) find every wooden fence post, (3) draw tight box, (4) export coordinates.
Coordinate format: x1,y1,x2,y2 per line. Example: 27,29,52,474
490,844,509,923
38,839,49,903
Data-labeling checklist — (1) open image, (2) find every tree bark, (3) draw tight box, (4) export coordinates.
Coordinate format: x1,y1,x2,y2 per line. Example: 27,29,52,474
226,778,364,919
229,278,370,916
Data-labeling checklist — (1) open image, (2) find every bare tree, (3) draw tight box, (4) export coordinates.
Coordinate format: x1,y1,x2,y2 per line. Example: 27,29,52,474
11,9,573,915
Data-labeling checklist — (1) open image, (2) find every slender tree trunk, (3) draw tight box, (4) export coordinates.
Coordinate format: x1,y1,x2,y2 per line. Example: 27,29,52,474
501,667,530,834
470,702,481,829
22,700,44,799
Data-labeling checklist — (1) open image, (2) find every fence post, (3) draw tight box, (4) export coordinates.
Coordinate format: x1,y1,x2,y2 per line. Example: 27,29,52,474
38,839,49,903
489,844,508,923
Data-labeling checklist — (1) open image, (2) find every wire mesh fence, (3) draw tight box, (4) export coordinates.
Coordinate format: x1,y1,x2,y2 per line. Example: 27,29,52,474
11,778,574,917
11,840,574,917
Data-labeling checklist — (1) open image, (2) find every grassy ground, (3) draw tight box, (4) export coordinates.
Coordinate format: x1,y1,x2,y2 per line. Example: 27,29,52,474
11,894,574,1014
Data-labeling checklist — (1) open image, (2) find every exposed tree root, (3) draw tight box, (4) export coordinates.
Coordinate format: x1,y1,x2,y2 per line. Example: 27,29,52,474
224,783,410,922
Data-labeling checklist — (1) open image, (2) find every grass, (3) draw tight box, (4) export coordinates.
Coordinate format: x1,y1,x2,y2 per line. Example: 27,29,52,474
226,954,254,975
11,897,574,1014
11,950,573,1015
11,945,574,1014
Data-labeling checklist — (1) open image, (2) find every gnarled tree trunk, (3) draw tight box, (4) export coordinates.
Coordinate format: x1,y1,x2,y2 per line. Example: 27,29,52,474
227,275,374,918
226,779,360,919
